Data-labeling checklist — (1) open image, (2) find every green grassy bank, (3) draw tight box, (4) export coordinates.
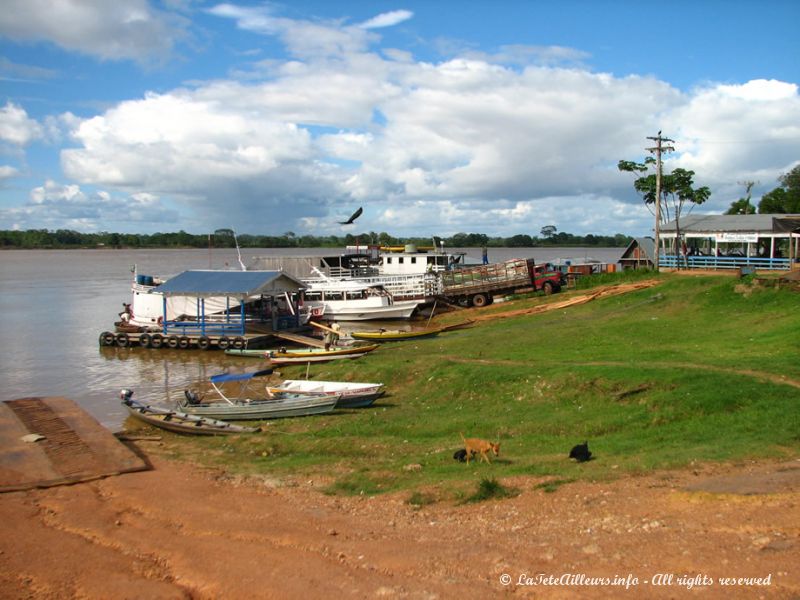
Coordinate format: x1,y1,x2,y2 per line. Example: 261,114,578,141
153,271,800,499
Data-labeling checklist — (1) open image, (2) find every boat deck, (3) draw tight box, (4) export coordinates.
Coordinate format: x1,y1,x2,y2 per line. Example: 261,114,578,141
0,397,148,493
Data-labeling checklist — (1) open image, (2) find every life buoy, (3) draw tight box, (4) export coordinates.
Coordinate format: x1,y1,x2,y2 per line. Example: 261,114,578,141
217,336,230,350
100,331,115,346
178,336,191,349
116,333,130,347
232,336,245,350
197,336,211,350
167,335,179,348
150,334,163,348
138,333,152,348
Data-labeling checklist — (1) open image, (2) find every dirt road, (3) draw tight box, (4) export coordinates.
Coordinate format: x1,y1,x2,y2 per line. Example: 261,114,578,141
1,452,798,599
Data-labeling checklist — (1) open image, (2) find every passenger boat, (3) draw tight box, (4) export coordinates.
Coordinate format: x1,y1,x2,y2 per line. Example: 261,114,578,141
120,390,259,435
271,380,385,408
302,279,419,321
176,369,340,420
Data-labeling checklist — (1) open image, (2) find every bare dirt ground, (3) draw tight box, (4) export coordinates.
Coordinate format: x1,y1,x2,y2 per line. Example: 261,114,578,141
1,451,798,599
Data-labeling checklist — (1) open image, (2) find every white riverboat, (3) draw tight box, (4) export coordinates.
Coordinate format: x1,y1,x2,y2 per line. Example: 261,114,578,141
302,278,419,321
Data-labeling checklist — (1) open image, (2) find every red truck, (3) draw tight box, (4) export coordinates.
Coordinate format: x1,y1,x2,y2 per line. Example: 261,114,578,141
438,258,565,307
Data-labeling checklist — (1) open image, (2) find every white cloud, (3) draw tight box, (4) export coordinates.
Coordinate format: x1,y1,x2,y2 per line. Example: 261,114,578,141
664,80,800,211
0,180,179,231
0,165,19,181
0,102,43,146
6,8,793,237
0,0,187,63
359,10,414,30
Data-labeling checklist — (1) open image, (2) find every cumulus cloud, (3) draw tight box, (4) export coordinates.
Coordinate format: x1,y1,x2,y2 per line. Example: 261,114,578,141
0,180,179,231
664,79,800,210
0,102,43,146
0,0,187,63
8,6,795,237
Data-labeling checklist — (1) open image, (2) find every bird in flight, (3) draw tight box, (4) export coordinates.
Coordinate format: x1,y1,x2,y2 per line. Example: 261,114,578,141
338,206,363,225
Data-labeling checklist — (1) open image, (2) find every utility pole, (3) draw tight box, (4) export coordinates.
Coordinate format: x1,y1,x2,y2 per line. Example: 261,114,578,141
646,132,674,270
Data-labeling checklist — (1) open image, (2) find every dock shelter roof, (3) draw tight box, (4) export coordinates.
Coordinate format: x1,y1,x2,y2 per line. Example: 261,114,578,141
154,270,304,298
661,214,800,234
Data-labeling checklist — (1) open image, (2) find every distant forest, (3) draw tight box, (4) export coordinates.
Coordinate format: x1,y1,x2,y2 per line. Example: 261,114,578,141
0,228,632,249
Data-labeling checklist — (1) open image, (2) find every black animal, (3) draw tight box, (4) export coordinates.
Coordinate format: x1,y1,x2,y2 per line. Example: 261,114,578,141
569,441,592,462
453,448,468,463
338,206,363,225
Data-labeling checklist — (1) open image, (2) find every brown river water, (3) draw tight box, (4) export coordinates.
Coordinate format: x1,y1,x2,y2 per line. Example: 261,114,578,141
0,246,623,429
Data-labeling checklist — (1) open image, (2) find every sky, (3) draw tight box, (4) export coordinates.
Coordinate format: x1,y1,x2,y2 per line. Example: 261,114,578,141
1,0,799,238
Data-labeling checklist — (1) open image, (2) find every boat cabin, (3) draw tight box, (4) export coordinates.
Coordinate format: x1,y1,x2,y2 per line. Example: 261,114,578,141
153,270,306,336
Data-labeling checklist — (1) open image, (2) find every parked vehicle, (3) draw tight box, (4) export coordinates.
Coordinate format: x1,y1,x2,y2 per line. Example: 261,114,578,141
438,259,565,307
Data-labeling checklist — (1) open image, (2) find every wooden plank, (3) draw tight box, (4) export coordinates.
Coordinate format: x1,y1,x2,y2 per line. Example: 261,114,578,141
0,397,148,493
272,331,326,348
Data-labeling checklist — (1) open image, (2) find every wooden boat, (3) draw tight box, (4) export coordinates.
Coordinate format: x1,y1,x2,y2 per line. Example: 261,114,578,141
349,320,473,342
120,390,259,435
176,369,340,420
226,344,379,360
271,379,385,408
268,352,372,365
350,327,444,342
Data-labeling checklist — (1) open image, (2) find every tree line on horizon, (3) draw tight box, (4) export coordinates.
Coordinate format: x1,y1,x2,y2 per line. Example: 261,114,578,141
0,228,632,250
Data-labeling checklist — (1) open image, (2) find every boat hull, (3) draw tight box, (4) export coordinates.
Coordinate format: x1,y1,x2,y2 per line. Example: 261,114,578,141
177,394,338,420
122,398,259,435
350,328,442,341
275,380,385,408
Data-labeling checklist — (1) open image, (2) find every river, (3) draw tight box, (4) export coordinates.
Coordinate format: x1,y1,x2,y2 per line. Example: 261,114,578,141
0,246,624,429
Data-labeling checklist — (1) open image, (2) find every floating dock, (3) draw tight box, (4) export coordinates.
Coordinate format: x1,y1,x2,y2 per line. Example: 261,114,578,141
97,330,280,350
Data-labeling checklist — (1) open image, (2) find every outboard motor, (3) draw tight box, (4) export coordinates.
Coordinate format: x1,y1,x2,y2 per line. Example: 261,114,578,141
120,389,134,405
184,390,201,405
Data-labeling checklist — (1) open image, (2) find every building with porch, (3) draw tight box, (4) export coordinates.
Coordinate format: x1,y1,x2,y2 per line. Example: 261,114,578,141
658,214,800,271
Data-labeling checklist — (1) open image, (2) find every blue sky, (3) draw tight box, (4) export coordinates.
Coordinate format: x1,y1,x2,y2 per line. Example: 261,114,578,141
1,1,798,238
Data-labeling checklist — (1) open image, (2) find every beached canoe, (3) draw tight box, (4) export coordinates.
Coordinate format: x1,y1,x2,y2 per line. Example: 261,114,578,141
120,390,259,435
226,344,379,359
350,328,444,342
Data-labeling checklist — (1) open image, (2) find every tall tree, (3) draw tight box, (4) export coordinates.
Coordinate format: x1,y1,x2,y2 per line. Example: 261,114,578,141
619,159,710,255
758,164,800,213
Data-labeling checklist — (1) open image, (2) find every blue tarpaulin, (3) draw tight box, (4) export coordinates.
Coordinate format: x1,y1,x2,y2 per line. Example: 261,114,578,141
210,369,273,384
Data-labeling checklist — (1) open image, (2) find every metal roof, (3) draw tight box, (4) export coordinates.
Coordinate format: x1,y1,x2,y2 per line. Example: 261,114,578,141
661,214,800,233
620,237,655,262
154,270,304,298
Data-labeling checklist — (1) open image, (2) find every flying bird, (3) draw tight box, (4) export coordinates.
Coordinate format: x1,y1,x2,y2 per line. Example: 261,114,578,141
338,206,363,225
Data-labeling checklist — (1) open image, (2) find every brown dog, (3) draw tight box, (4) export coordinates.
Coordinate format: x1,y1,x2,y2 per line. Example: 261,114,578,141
460,433,500,464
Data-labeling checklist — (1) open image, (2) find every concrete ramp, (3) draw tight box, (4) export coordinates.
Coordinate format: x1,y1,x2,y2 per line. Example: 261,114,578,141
0,397,148,493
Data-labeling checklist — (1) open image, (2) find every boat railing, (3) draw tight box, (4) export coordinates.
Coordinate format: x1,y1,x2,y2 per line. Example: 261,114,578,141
659,254,791,270
162,320,246,336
